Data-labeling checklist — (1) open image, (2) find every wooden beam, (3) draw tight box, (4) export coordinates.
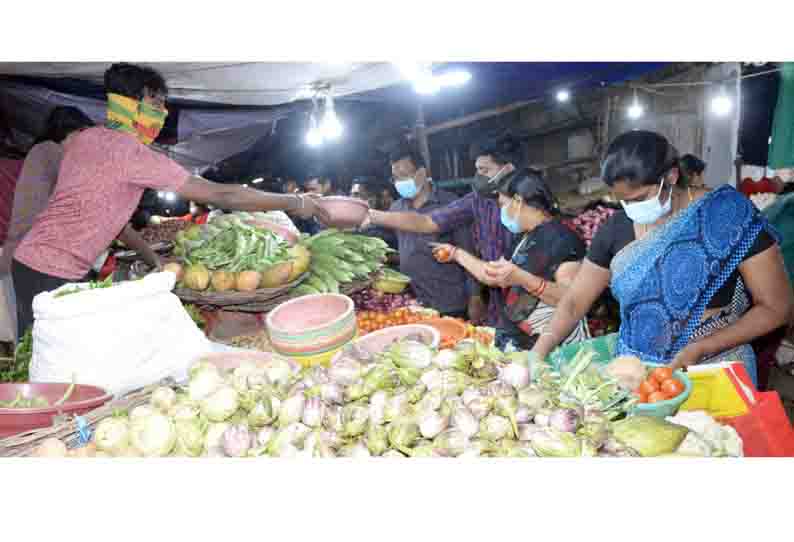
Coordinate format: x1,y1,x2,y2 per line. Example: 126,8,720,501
425,99,539,136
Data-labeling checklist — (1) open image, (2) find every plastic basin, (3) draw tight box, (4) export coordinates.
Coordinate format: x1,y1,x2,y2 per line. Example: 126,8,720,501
630,364,693,418
0,383,112,439
331,324,440,365
318,196,370,229
420,317,467,347
266,293,357,367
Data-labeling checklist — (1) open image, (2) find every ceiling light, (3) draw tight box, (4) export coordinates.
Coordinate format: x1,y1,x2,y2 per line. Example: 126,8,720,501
436,70,472,87
711,86,733,116
556,89,571,103
320,94,343,140
627,89,644,120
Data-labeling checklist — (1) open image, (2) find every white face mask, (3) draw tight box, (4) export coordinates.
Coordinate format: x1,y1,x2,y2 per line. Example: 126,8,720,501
620,178,672,225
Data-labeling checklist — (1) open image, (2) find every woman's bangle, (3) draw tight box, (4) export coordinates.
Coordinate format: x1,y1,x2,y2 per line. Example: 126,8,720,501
448,246,457,262
532,278,547,297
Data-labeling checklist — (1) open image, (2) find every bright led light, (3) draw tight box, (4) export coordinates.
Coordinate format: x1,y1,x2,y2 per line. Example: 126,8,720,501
163,192,177,202
711,94,732,116
414,76,441,95
157,190,165,198
556,89,571,102
320,95,343,140
306,126,324,146
627,103,644,119
436,70,472,87
395,61,424,81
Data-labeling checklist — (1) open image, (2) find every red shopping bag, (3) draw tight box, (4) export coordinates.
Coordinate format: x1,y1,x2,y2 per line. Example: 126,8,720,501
715,364,794,457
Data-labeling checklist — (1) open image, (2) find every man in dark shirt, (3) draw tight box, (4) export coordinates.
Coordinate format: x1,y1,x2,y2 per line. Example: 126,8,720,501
379,146,474,318
365,139,517,326
351,178,399,252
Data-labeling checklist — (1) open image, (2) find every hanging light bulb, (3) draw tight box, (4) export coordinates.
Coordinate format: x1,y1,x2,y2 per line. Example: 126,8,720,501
435,70,472,88
556,89,571,103
306,97,324,147
627,88,644,120
711,85,733,116
320,93,343,140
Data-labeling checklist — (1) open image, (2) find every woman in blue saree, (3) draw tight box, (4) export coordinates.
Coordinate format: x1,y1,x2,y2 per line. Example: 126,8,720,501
532,131,793,387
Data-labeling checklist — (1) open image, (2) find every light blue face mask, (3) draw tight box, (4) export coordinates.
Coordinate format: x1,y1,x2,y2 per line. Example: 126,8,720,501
620,177,672,225
395,178,418,199
500,200,523,234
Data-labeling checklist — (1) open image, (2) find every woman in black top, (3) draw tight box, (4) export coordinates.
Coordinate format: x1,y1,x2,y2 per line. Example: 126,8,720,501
532,131,792,386
431,169,589,350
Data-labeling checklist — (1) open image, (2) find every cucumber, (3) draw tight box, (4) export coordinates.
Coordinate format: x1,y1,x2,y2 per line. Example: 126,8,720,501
310,266,340,292
292,284,320,296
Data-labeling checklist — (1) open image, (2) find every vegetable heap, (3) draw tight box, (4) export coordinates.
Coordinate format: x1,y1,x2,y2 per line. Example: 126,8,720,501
32,337,736,459
291,230,390,296
0,379,75,409
173,215,308,292
0,328,32,383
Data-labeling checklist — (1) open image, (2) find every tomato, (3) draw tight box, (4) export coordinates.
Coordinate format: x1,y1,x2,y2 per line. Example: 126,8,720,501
639,379,660,395
647,391,667,403
660,378,685,398
651,367,673,384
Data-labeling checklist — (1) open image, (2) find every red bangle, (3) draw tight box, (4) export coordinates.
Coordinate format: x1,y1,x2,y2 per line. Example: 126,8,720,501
533,279,547,297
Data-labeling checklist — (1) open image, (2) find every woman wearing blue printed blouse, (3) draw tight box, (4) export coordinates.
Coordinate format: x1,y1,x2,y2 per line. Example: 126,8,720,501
532,130,793,387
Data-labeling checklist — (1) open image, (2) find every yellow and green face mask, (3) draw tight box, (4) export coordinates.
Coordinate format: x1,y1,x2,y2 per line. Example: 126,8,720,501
106,93,167,145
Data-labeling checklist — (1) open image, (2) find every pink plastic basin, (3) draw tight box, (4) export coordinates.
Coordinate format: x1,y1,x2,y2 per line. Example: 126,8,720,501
0,383,113,439
318,196,370,229
331,324,440,365
267,294,354,335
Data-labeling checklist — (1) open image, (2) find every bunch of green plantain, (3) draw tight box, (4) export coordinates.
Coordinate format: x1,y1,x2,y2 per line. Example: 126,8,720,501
291,230,392,296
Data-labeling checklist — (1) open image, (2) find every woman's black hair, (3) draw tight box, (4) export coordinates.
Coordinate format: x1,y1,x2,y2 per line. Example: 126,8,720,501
601,130,679,187
678,154,706,186
389,143,425,169
472,132,522,166
35,106,94,145
497,168,559,215
104,63,168,100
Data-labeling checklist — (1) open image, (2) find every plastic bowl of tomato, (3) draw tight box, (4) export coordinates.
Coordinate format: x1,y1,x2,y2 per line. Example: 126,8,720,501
630,364,693,418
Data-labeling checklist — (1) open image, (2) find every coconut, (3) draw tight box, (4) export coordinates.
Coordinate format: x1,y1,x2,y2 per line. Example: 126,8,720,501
183,264,211,290
211,270,237,292
236,271,262,292
260,262,293,288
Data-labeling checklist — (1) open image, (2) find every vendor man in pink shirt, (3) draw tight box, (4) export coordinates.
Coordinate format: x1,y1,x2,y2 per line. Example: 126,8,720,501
11,63,329,340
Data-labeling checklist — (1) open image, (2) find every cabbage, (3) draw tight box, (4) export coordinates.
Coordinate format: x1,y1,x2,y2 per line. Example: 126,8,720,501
277,393,306,427
94,416,131,457
150,386,177,413
479,415,512,441
174,419,206,457
248,397,277,428
130,412,177,457
189,368,224,402
200,386,240,422
433,429,469,457
530,428,582,457
341,404,370,438
129,405,157,422
365,424,390,456
170,403,200,423
388,421,420,454
390,341,434,370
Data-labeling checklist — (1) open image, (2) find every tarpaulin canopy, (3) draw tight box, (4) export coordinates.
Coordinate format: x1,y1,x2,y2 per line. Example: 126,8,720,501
0,62,672,175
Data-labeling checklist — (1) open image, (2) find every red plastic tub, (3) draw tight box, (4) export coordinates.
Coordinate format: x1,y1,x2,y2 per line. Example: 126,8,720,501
0,383,113,439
